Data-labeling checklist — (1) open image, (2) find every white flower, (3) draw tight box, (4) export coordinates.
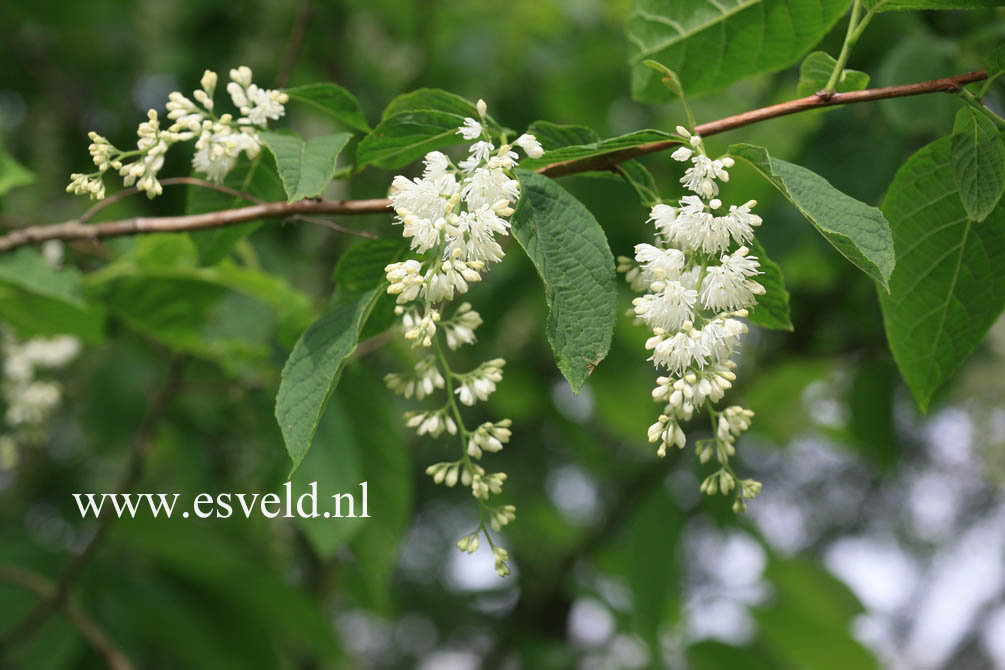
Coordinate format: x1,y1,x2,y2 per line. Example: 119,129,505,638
634,243,685,280
443,207,509,264
671,146,693,162
458,117,483,140
462,167,519,211
443,303,482,350
455,358,504,406
422,151,452,180
22,337,80,368
633,280,697,332
699,318,747,363
402,307,439,348
467,419,511,458
385,260,425,304
723,200,762,245
229,65,253,88
514,133,544,158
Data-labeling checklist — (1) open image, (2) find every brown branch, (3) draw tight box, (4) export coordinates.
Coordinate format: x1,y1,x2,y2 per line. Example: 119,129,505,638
0,358,186,655
79,177,265,224
0,565,133,670
0,70,986,253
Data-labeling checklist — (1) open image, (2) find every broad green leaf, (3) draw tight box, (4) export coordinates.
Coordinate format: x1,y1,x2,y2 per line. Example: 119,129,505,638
527,120,600,148
729,143,895,290
797,51,870,97
687,641,776,670
863,0,999,9
0,287,105,343
275,237,400,469
0,149,35,195
748,238,793,331
186,154,283,265
951,107,1005,222
259,131,351,202
627,0,851,102
332,238,407,292
0,248,85,307
988,44,1005,83
517,129,679,171
356,89,500,170
512,170,617,392
878,137,1005,411
284,82,371,132
337,364,412,612
292,397,366,558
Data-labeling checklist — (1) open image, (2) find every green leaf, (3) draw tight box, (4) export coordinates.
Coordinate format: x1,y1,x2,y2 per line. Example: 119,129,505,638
259,131,351,202
627,0,852,102
863,0,999,10
186,154,283,265
797,51,870,97
356,88,499,170
512,170,617,392
527,121,600,148
276,286,384,469
0,149,35,195
687,641,776,670
332,238,407,292
0,287,106,343
877,37,957,134
337,364,412,612
729,143,895,290
0,248,85,307
878,137,1005,411
988,44,1005,83
748,238,793,331
951,107,1005,222
517,129,679,171
284,83,371,132
292,397,366,558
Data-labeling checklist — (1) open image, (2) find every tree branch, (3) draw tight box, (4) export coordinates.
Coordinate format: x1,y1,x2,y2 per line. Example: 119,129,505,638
0,70,986,253
0,565,133,670
0,358,186,655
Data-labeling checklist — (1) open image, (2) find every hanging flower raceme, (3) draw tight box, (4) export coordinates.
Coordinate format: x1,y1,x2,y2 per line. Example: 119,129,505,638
618,126,765,513
68,66,287,200
382,100,541,577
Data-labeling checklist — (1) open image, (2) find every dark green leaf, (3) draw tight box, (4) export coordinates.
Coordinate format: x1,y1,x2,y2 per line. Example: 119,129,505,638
797,51,870,97
877,37,957,134
517,129,679,171
512,170,617,392
259,131,351,202
951,107,1005,222
730,143,895,290
332,238,407,292
878,136,1005,411
627,0,851,102
285,83,371,132
186,154,283,265
748,238,793,331
275,286,384,469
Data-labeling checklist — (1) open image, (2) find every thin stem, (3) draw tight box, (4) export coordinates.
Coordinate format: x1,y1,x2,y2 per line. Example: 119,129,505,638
287,214,380,239
80,176,265,224
0,70,988,253
824,0,863,94
960,88,1005,129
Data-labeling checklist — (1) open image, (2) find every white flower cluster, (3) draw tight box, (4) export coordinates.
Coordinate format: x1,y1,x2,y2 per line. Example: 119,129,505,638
1,329,81,468
69,66,287,200
618,126,764,512
383,101,541,577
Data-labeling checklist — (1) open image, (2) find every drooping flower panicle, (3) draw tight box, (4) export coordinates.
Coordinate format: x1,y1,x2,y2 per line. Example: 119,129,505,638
69,66,287,200
619,125,764,512
383,101,541,577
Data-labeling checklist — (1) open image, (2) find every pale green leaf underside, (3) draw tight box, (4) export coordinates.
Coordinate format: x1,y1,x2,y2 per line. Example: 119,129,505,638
729,143,895,290
879,137,1005,411
284,83,371,133
512,170,617,392
797,50,870,97
0,149,35,196
0,248,85,308
260,132,351,203
627,0,852,102
951,107,1005,223
276,286,384,470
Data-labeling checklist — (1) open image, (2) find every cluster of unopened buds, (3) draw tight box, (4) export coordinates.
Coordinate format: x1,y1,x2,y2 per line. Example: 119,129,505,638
618,126,765,512
382,100,543,576
68,66,287,200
